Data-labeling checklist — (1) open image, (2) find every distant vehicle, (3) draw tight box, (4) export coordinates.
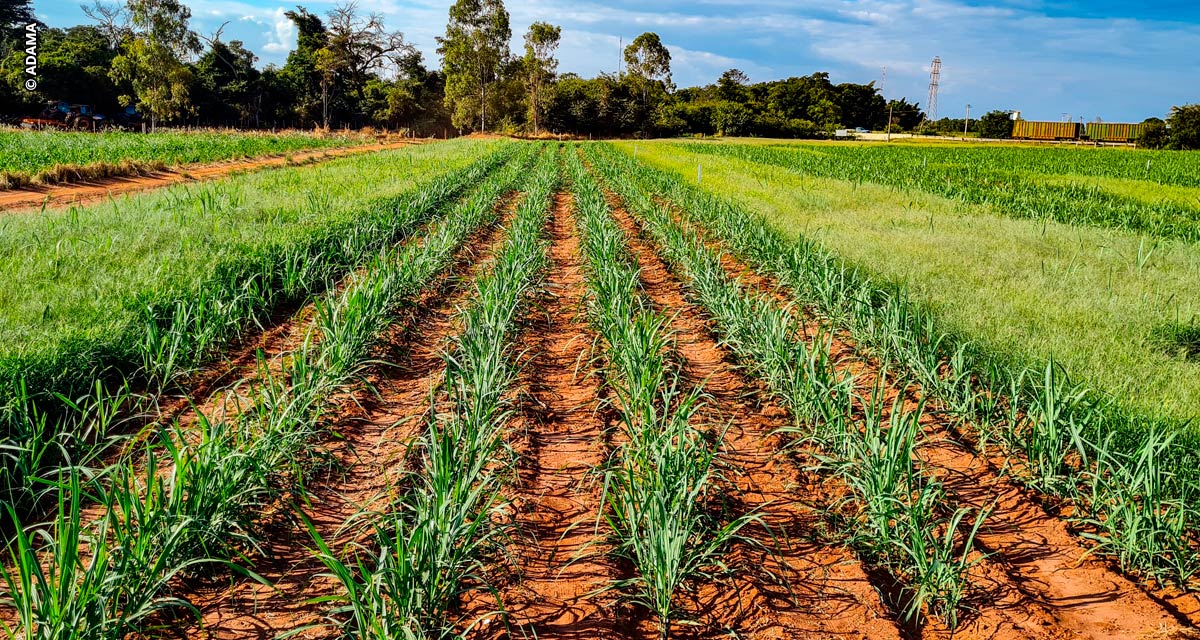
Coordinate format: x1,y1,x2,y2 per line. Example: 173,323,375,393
854,127,869,134
112,105,143,130
21,101,106,131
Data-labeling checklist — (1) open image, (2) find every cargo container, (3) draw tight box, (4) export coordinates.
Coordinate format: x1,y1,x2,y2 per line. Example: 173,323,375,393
1012,120,1083,140
1085,122,1144,142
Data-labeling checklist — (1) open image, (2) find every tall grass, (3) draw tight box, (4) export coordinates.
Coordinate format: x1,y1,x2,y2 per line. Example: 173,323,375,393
0,130,357,186
589,141,1200,589
1,141,512,522
0,139,508,424
309,144,556,639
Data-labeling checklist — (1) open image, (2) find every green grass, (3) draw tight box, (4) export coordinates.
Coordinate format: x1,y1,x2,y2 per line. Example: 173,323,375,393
0,130,359,187
587,144,982,626
618,140,1200,426
0,139,505,416
677,141,1200,242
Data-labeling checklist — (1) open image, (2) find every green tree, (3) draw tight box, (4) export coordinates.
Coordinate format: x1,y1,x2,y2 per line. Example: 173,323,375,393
1136,117,1168,149
0,0,34,28
623,32,671,106
109,0,201,129
1167,104,1200,150
885,97,924,131
836,81,885,130
279,7,329,127
976,109,1015,139
716,68,748,103
1,26,121,113
192,38,260,127
713,100,751,136
522,21,559,134
438,0,511,131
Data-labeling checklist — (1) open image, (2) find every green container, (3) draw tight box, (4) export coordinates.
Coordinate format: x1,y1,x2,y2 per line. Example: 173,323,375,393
1086,122,1143,142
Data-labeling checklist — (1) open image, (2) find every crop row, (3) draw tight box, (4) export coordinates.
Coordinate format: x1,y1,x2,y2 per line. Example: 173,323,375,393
310,144,557,638
586,145,986,626
0,130,358,189
1,142,512,517
0,144,542,640
818,142,1200,188
567,148,754,637
589,142,1200,599
679,141,1200,242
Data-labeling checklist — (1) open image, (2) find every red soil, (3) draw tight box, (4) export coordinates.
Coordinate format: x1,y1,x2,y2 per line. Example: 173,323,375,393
467,193,634,639
608,195,906,639
174,197,519,639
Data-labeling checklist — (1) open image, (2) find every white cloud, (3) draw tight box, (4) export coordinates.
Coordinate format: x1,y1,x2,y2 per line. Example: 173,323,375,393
261,7,295,54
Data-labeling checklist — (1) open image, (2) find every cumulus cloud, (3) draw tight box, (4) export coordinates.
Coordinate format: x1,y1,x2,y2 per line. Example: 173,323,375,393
261,7,295,54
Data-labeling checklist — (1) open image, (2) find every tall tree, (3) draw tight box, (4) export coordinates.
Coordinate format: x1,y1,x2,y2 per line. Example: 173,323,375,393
716,68,748,102
324,2,412,124
81,1,131,47
2,26,121,112
192,38,260,127
279,7,329,127
0,0,34,27
109,0,201,129
438,0,511,131
522,21,559,135
623,31,670,106
976,109,1014,139
1166,104,1200,150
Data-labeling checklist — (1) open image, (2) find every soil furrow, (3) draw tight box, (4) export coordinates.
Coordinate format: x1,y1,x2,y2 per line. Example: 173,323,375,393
661,200,1192,639
0,140,426,213
606,194,905,640
177,197,520,640
469,193,631,640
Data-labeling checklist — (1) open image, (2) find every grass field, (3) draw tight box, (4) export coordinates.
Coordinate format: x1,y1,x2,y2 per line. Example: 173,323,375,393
0,138,505,419
0,129,362,189
1,139,1197,640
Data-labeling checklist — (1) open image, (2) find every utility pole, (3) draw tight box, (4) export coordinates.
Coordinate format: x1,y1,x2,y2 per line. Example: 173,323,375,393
887,102,894,142
964,103,972,136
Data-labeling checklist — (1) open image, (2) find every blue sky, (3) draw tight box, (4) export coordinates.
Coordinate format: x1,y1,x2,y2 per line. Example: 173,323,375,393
33,0,1200,122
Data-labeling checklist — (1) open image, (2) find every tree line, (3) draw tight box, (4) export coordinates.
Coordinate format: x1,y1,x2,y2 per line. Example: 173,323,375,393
1,0,1196,145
